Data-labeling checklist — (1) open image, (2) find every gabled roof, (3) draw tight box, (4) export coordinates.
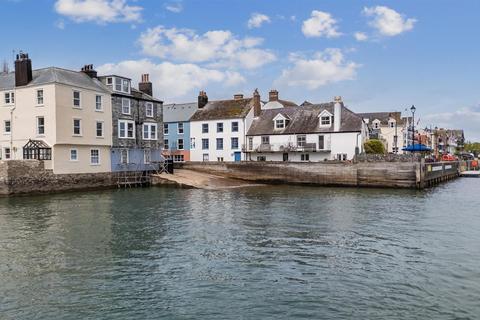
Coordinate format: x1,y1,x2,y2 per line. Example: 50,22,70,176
163,102,199,122
358,112,405,126
0,67,109,93
247,103,364,136
189,98,254,121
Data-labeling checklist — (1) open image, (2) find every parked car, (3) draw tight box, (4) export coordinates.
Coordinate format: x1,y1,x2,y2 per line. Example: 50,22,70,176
441,154,457,161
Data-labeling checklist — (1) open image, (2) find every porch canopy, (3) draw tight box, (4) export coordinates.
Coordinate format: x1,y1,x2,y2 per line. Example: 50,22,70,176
23,139,52,160
402,144,432,152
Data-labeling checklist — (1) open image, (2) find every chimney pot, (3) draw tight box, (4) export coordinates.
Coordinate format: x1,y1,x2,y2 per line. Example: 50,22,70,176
81,64,97,78
139,73,153,96
269,89,279,102
198,90,208,108
15,51,33,87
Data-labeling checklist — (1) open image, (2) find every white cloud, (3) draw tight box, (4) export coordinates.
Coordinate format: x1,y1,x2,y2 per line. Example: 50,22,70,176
138,26,276,70
275,49,359,90
247,13,271,29
54,0,142,23
302,10,341,38
354,32,368,41
423,106,480,141
165,1,183,13
55,19,65,30
363,6,416,37
97,59,245,101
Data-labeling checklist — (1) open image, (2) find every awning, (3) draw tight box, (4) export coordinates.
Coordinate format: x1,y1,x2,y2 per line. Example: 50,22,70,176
402,144,432,152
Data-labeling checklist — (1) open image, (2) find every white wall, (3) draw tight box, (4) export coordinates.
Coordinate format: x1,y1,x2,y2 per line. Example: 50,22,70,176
190,117,246,161
246,131,362,161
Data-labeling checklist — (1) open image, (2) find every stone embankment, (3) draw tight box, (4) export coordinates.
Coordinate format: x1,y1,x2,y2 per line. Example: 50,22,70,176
152,169,263,189
0,160,115,195
173,161,422,189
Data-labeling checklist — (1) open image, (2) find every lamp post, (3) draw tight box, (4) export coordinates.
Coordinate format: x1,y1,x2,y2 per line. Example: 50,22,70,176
410,105,416,148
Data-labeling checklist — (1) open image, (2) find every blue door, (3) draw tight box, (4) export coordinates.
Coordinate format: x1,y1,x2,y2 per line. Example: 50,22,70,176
234,152,241,162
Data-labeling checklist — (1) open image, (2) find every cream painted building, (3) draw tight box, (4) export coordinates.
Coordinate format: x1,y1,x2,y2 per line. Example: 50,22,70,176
0,53,112,174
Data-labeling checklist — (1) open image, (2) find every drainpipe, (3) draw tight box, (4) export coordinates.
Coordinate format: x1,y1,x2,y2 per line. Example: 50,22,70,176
10,88,16,160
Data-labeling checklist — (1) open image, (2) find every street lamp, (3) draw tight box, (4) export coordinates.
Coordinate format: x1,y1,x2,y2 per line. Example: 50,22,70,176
410,105,416,147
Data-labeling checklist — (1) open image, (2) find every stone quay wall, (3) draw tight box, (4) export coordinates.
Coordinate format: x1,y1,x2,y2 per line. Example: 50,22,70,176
176,161,422,188
0,160,116,195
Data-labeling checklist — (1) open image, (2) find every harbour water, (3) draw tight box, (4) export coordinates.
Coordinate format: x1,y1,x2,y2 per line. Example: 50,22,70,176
1,179,479,319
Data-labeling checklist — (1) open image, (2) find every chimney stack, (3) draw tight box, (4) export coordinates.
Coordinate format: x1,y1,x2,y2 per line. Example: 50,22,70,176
234,93,244,100
333,96,342,132
81,64,97,78
139,73,153,97
15,52,33,87
253,89,261,117
198,90,208,108
269,89,279,102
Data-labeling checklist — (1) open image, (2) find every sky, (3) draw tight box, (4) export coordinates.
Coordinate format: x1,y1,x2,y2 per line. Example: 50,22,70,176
1,0,479,140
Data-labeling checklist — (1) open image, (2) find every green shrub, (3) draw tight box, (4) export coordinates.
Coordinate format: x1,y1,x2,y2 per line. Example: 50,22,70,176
364,139,386,154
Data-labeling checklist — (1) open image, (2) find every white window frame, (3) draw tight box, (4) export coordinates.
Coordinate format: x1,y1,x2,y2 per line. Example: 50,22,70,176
118,120,135,139
120,149,129,164
190,137,196,149
178,138,184,150
202,123,209,133
145,102,154,117
70,149,78,161
4,91,14,105
95,95,103,111
178,122,184,134
73,118,82,136
4,147,11,160
144,149,151,164
231,137,239,150
143,123,158,141
320,116,331,126
4,120,11,134
231,121,239,132
318,135,325,150
90,149,100,165
96,121,104,138
122,98,131,115
36,89,44,106
73,90,81,108
114,77,122,92
37,116,45,136
106,77,113,85
217,122,224,133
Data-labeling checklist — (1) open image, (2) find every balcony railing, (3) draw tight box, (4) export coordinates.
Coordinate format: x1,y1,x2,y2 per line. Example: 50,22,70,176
242,142,330,153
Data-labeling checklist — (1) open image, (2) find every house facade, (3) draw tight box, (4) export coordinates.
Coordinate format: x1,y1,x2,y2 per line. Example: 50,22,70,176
432,128,465,156
162,102,198,162
0,53,112,174
98,73,163,172
189,91,258,162
359,112,410,154
246,97,368,162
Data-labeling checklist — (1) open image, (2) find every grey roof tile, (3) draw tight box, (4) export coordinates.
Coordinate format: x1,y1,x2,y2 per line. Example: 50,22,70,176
190,98,254,121
163,102,199,122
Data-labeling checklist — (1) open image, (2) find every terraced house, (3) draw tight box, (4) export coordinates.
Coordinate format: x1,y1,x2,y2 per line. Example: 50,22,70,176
189,90,259,162
0,53,112,174
246,97,368,162
98,73,163,172
162,102,198,162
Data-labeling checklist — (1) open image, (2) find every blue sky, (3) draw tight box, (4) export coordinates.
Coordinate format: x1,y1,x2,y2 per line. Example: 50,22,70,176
1,0,479,140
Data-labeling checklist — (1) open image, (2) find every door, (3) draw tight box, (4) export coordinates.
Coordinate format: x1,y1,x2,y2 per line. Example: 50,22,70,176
234,152,241,162
283,153,288,162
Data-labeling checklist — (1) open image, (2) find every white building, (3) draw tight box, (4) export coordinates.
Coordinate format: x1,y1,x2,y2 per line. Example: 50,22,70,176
189,90,261,162
245,97,368,162
359,112,410,154
0,53,113,174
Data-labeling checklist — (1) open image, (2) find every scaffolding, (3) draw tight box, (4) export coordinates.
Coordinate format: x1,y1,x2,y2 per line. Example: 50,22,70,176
114,148,170,188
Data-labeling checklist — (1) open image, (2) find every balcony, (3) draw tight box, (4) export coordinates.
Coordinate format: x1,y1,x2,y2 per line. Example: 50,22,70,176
243,142,330,153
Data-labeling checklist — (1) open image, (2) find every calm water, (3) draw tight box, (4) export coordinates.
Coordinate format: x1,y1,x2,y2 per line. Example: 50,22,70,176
1,179,480,319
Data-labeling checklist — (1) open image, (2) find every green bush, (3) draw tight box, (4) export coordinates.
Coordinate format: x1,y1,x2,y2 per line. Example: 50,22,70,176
364,139,386,154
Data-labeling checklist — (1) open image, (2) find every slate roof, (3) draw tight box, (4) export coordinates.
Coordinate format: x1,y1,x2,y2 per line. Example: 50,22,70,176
0,67,109,93
163,102,198,122
130,88,163,103
189,98,254,121
247,103,364,136
358,111,405,125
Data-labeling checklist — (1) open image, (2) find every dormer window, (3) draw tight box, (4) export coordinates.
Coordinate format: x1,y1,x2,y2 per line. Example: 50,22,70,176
388,119,396,128
113,77,131,94
275,119,285,129
373,120,381,129
318,110,333,127
273,113,288,130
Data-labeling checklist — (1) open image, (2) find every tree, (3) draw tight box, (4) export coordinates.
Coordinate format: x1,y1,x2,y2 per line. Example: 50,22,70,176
364,139,386,154
464,141,480,156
